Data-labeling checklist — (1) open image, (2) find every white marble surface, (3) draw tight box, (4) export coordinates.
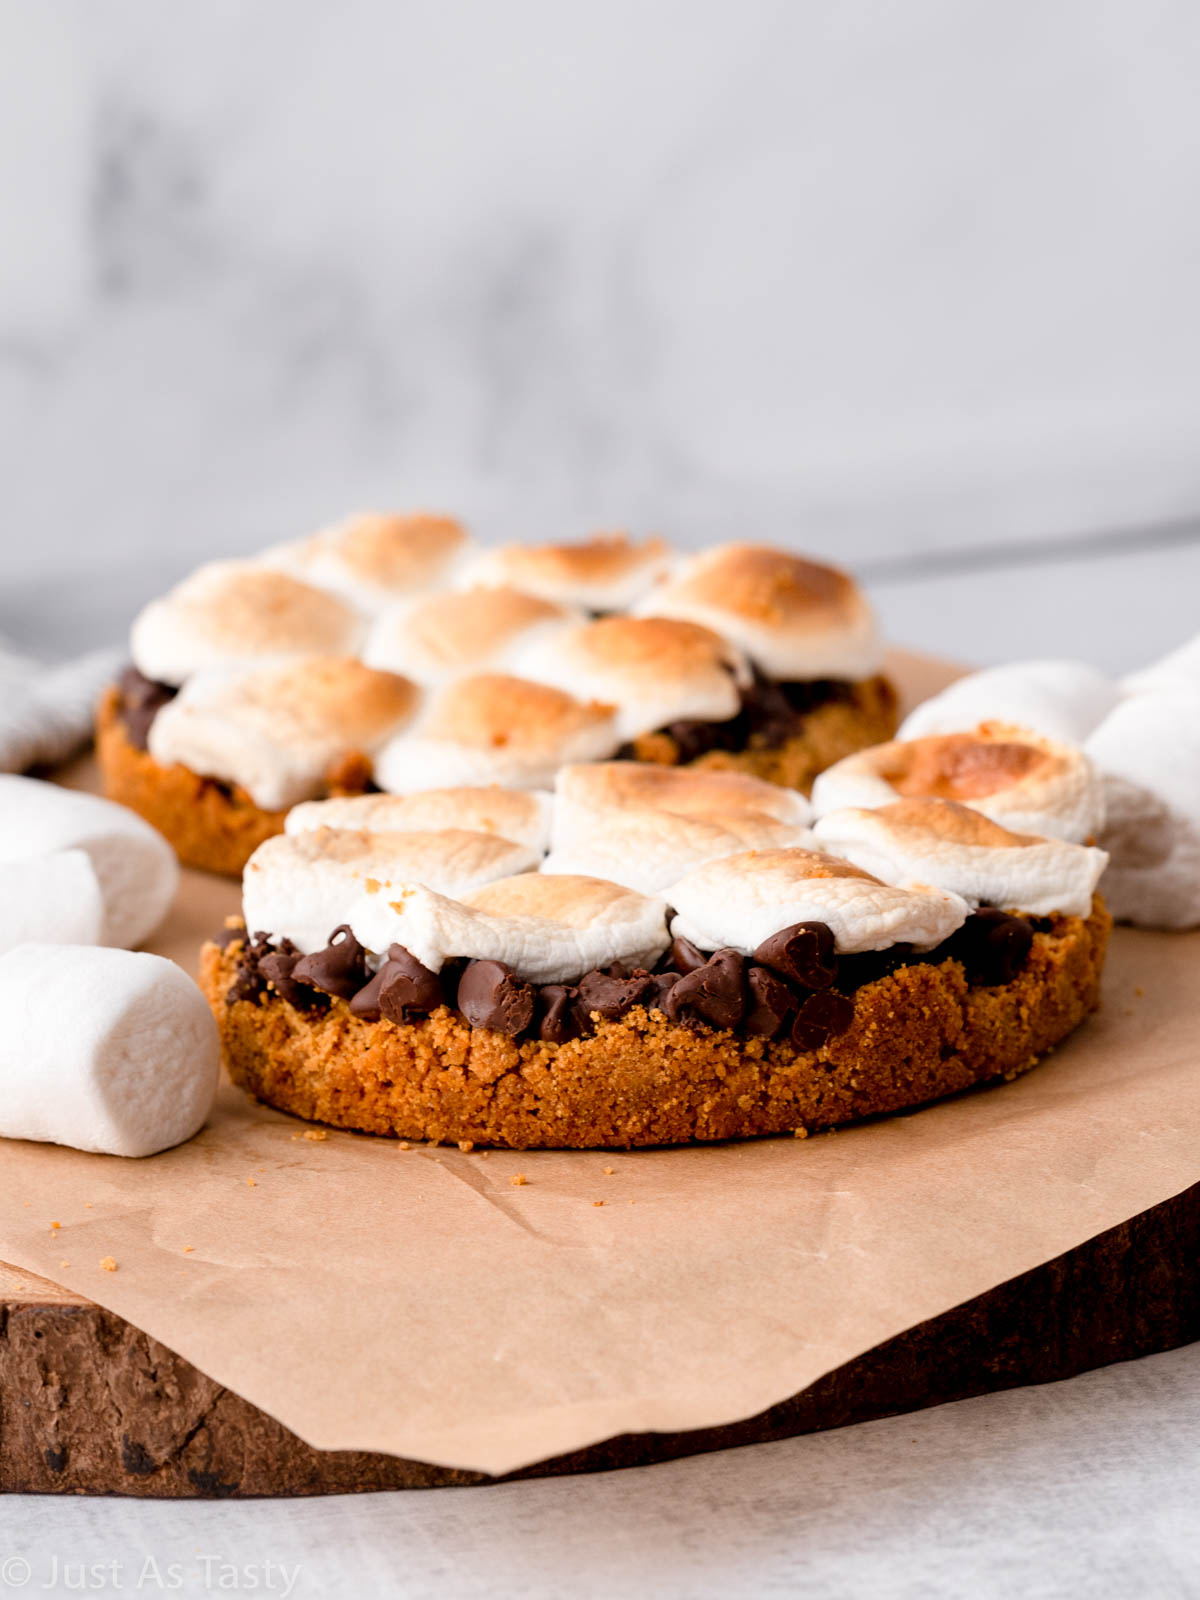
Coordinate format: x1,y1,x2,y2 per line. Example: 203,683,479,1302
5,0,1200,589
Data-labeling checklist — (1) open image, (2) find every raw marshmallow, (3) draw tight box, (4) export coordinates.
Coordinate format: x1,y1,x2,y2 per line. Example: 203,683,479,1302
244,826,541,953
1122,632,1200,697
514,615,751,741
373,674,620,793
0,851,104,955
462,533,673,612
1085,686,1200,929
667,848,968,955
899,660,1120,745
244,837,669,981
636,543,882,682
130,561,364,686
264,511,472,614
0,775,178,949
148,656,420,811
286,788,554,854
811,723,1105,845
364,587,581,684
545,762,815,892
0,944,220,1157
813,799,1107,917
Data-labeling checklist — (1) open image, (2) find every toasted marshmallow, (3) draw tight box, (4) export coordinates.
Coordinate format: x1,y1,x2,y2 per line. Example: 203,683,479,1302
462,533,673,612
667,848,968,955
363,586,581,684
149,657,419,811
373,674,620,793
243,826,540,954
245,837,668,981
811,723,1105,845
286,788,554,853
636,543,881,682
899,660,1120,745
130,561,364,687
546,761,814,892
514,616,751,741
1085,687,1200,928
553,761,813,828
813,799,1106,917
263,511,471,614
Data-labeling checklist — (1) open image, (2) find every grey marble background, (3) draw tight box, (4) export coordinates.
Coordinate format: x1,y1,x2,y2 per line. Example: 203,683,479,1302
3,0,1200,668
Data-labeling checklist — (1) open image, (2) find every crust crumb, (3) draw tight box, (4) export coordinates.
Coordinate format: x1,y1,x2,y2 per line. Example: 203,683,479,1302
510,1174,527,1186
99,1257,117,1272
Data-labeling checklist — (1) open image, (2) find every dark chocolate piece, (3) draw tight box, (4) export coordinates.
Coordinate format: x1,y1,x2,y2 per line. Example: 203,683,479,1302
457,960,534,1036
292,925,370,1000
743,966,797,1038
258,940,325,1011
665,948,746,1030
377,946,445,1024
226,932,274,1005
538,984,583,1044
834,943,916,992
667,935,708,975
575,968,661,1023
754,921,837,990
944,910,1035,987
791,989,856,1052
117,666,177,750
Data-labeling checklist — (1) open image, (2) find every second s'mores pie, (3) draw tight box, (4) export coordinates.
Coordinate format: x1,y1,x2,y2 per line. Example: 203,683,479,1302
98,657,419,875
203,789,1110,1147
628,543,898,788
811,722,1106,844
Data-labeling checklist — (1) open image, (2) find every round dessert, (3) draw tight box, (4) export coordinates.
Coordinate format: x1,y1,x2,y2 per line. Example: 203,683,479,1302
200,787,1111,1149
98,524,898,876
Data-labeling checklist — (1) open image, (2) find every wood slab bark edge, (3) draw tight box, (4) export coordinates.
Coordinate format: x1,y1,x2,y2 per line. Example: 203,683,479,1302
2,1182,1197,1496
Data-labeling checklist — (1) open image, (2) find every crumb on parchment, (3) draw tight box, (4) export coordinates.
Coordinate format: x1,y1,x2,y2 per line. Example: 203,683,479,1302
99,1257,117,1272
510,1174,527,1187
247,1177,256,1187
303,1129,327,1141
183,1246,194,1254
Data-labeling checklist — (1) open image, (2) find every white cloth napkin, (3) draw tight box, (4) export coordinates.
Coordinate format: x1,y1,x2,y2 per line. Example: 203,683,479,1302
0,636,122,773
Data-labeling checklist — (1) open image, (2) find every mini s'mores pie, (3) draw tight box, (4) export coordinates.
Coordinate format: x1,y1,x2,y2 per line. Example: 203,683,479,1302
813,799,1107,918
286,787,554,854
811,723,1105,845
363,586,580,684
463,532,673,612
129,562,365,687
515,615,751,742
264,511,472,614
373,674,620,793
98,657,418,875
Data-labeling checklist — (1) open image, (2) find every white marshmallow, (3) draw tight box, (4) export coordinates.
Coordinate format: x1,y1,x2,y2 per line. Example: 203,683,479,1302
243,827,541,955
286,788,554,854
0,851,105,954
363,587,583,685
1121,633,1200,697
811,724,1105,845
264,511,474,615
0,944,220,1157
130,561,365,686
898,660,1120,745
636,543,882,681
666,848,969,955
513,616,750,741
1085,686,1200,928
462,534,673,612
148,657,419,811
0,776,178,949
813,800,1107,917
374,674,620,793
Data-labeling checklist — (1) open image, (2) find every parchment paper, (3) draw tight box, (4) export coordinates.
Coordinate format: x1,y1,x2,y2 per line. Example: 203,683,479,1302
0,653,1197,1477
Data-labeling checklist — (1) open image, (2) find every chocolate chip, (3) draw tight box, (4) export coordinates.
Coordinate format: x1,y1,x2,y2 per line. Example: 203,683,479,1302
457,960,534,1037
226,932,274,1005
575,968,660,1024
754,921,837,990
944,910,1034,987
213,922,246,950
664,948,746,1030
667,935,708,975
538,984,583,1044
258,940,325,1011
743,966,797,1038
791,989,855,1052
117,666,177,750
292,925,370,999
377,946,445,1023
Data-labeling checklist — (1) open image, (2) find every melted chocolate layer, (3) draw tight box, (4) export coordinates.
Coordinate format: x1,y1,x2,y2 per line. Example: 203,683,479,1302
117,666,177,750
615,669,858,761
225,909,1035,1049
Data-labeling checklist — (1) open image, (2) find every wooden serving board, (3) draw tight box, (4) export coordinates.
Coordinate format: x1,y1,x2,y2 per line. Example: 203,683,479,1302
3,1186,1198,1495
